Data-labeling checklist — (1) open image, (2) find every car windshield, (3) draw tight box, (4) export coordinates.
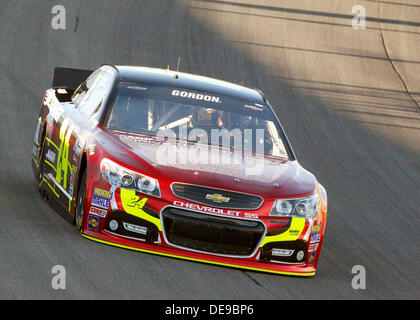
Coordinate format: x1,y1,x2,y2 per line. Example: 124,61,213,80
105,82,290,159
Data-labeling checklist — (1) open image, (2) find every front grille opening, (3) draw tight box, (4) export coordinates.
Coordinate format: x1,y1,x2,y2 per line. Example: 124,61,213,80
162,208,265,256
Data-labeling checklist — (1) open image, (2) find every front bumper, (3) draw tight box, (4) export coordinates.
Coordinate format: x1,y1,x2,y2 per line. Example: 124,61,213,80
82,186,326,276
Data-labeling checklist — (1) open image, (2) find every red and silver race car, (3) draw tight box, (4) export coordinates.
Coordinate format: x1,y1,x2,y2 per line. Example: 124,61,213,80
32,65,327,276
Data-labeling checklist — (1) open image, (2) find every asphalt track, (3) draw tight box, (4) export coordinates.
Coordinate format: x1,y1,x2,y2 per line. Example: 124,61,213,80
0,0,419,299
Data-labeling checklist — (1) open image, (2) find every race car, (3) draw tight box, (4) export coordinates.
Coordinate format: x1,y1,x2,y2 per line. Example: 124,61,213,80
31,65,327,276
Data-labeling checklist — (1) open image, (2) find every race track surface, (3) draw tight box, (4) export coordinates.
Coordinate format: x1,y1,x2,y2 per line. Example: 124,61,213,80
0,0,419,299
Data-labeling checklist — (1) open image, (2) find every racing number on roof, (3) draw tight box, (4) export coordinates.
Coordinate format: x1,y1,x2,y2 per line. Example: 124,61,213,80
56,119,74,190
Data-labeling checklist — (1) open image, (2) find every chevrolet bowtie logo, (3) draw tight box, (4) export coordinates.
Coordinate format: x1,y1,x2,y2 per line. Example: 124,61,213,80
205,194,231,203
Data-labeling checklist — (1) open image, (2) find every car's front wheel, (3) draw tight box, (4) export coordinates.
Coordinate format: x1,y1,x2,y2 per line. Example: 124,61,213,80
75,171,87,231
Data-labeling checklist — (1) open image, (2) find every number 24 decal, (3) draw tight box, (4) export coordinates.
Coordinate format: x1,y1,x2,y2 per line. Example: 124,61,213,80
56,118,74,189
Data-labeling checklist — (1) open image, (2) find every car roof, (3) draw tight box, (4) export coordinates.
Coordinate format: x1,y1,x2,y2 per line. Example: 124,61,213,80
113,65,266,103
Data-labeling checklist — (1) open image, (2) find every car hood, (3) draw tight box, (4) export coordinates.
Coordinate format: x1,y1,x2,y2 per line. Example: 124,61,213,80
108,131,317,199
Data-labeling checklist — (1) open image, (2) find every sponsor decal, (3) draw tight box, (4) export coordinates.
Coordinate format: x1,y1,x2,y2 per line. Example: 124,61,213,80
311,224,321,233
93,187,113,200
289,229,300,235
57,88,68,94
69,174,75,196
91,196,110,210
87,215,100,231
119,134,158,144
89,206,107,218
46,150,56,163
308,243,319,252
310,231,321,243
172,90,221,103
308,251,316,265
173,201,258,219
260,217,306,247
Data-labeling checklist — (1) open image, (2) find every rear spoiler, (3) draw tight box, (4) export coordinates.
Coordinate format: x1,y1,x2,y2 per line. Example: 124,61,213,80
52,67,93,91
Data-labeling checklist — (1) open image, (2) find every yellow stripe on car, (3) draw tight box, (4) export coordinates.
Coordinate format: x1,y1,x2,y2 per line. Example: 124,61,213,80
44,160,57,172
45,137,59,151
42,178,60,198
259,217,306,247
32,156,39,168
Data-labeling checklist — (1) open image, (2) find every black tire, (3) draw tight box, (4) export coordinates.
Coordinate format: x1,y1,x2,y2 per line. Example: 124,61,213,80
75,171,87,231
37,123,47,187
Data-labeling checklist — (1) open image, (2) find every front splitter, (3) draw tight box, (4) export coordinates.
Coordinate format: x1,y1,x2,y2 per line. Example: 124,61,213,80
82,231,316,277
